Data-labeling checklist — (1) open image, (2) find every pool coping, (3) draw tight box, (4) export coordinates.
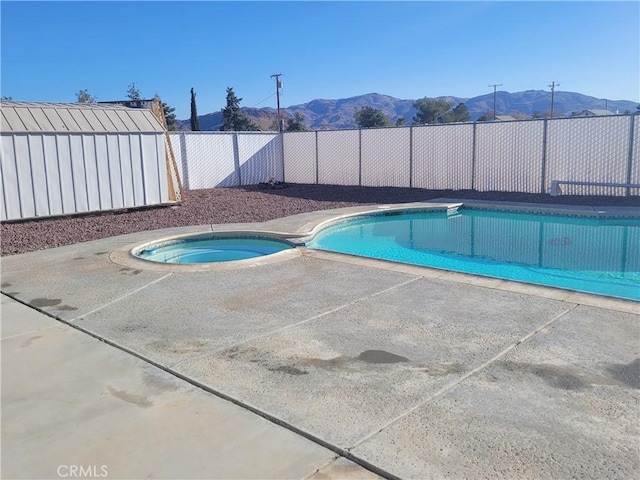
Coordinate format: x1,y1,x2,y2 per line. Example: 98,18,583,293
110,201,462,272
109,199,639,313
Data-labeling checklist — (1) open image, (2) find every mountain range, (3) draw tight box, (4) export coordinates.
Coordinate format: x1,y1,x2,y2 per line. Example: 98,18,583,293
179,90,639,131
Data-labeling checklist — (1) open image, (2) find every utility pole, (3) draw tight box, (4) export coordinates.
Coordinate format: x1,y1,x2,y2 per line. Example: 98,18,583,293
271,73,283,132
489,84,502,120
548,81,560,118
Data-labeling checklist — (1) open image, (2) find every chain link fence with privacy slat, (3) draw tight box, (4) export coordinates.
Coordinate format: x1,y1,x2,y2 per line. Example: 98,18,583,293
318,130,360,185
475,119,545,193
631,115,640,196
412,124,474,190
282,131,316,183
169,132,281,189
361,127,411,187
172,115,638,197
237,133,282,185
545,116,631,196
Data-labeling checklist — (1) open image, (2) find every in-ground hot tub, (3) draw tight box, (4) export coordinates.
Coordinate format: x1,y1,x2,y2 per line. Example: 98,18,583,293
134,235,295,264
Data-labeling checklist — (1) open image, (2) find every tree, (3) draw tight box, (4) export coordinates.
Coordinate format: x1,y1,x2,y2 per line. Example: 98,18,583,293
126,82,142,101
443,103,470,123
354,106,392,128
395,117,406,127
75,89,97,103
152,94,177,131
220,87,258,131
1,96,13,101
412,98,453,124
163,102,178,131
190,88,200,131
252,116,278,131
285,112,308,132
477,109,497,122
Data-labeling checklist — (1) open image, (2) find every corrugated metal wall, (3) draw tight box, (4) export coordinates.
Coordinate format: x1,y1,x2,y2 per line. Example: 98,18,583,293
1,132,168,221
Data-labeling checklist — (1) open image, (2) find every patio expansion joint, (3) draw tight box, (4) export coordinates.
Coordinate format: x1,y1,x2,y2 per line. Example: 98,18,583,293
70,273,174,322
345,302,581,453
169,275,423,371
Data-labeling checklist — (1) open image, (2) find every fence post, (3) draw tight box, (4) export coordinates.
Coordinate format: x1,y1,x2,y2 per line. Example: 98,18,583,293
540,118,549,194
471,121,477,190
358,128,362,187
626,114,636,197
179,131,189,190
409,126,413,188
280,132,285,183
232,133,242,186
315,130,319,184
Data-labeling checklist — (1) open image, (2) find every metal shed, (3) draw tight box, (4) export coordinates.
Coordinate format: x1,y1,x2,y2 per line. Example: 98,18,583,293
1,101,173,221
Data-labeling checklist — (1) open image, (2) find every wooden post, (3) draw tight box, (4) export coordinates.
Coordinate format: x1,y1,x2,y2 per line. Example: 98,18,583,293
151,98,184,202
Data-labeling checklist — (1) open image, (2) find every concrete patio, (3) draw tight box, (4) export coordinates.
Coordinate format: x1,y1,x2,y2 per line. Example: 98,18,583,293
2,202,638,479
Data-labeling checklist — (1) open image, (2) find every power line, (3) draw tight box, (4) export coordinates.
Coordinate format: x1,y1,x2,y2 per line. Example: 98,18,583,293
251,92,276,108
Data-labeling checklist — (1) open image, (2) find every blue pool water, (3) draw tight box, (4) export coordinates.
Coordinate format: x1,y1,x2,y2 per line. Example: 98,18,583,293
136,237,293,264
307,209,640,301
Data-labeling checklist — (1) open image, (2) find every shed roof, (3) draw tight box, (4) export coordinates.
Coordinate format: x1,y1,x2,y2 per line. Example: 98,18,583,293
0,101,165,134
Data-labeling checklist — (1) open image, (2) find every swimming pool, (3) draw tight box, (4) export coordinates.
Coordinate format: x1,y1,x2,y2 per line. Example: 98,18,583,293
135,237,294,264
306,208,640,301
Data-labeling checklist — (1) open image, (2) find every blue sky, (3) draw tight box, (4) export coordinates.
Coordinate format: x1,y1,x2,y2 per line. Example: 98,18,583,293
2,1,639,119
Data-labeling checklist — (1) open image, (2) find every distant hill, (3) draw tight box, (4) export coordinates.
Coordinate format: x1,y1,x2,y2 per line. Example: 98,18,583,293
179,91,639,131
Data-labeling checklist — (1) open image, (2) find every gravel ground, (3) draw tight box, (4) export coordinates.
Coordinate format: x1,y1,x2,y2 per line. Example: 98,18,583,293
2,184,639,256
